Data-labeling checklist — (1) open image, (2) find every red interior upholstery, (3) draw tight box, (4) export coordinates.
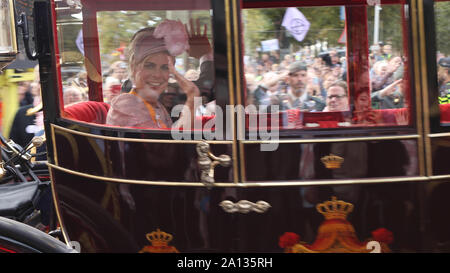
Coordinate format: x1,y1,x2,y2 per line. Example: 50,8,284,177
377,108,407,124
246,110,347,129
247,108,410,129
63,101,215,129
440,104,450,123
63,101,435,129
63,101,111,124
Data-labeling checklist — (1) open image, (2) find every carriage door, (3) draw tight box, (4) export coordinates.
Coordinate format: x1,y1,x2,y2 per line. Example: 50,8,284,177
422,0,450,177
228,0,426,252
420,0,450,251
43,0,242,252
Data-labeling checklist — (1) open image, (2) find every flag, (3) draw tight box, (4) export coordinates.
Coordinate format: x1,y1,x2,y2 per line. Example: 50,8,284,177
282,7,310,42
76,29,84,55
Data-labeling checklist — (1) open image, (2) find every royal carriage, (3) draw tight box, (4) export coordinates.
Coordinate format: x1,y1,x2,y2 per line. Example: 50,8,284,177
1,0,450,253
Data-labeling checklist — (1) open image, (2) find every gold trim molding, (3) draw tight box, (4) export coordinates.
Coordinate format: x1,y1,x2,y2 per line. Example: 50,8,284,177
428,133,450,138
49,170,71,246
417,0,433,176
242,134,420,144
51,124,233,144
47,162,429,187
224,0,239,184
429,175,450,181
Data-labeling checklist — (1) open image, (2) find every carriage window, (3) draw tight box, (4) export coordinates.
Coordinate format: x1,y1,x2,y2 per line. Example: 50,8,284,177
436,0,450,124
242,4,411,131
56,0,215,130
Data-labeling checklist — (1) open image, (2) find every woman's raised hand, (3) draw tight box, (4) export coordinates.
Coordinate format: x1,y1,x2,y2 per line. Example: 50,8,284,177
167,56,200,129
167,56,199,98
394,108,409,125
185,18,212,59
167,55,177,75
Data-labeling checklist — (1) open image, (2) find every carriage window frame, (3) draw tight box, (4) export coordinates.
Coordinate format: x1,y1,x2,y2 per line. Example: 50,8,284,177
53,0,232,137
239,0,418,138
426,0,450,133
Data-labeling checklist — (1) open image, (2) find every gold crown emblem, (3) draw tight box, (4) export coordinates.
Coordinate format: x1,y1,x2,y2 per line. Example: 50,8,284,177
146,229,173,247
316,196,354,220
321,154,344,169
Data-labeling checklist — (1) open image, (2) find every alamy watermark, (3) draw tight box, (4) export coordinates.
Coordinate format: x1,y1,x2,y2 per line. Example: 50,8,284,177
170,97,280,151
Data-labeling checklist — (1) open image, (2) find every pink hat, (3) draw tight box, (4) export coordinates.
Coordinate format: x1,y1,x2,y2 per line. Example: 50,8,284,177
133,20,189,63
134,33,167,63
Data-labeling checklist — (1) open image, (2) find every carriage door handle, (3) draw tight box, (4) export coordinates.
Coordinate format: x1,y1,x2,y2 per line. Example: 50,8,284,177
196,142,231,188
219,200,271,214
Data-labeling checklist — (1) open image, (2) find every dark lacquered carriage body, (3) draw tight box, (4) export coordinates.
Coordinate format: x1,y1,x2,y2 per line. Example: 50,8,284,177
28,0,450,252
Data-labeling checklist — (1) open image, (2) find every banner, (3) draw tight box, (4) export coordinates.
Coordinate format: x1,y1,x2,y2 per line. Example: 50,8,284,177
261,39,279,52
281,7,310,42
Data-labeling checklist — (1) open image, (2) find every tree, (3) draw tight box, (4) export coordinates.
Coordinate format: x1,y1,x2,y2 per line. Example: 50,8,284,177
367,5,404,54
96,10,212,68
97,10,167,61
242,9,275,56
435,1,450,55
241,6,345,55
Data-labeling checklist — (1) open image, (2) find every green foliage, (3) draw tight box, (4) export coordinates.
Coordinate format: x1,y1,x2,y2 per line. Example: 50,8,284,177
298,6,344,47
96,10,212,66
58,23,84,64
367,5,403,54
240,4,422,57
435,1,450,55
242,6,345,54
55,11,84,64
97,10,167,63
242,9,275,56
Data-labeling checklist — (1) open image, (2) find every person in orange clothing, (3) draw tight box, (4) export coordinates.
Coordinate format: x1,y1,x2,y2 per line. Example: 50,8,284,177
106,20,206,129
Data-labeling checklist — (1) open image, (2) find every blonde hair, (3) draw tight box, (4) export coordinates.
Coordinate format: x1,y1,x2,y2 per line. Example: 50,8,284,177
127,28,154,84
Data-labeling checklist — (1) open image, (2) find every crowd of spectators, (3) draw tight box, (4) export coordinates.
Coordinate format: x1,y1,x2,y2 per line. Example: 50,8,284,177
60,58,207,112
55,40,450,129
244,42,406,120
438,54,450,104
